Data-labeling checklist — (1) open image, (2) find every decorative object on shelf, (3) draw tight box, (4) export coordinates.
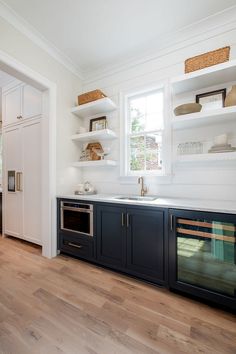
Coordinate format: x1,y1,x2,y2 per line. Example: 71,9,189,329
196,89,226,110
77,89,107,105
208,133,236,153
174,103,202,116
92,146,111,160
79,149,90,161
213,134,228,146
85,142,103,160
177,142,203,155
89,116,107,131
184,46,230,73
208,145,236,153
225,85,236,107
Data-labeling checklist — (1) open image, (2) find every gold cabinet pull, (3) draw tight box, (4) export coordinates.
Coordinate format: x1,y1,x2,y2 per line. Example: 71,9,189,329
121,213,125,227
16,172,23,192
126,213,130,227
170,214,173,231
16,172,20,191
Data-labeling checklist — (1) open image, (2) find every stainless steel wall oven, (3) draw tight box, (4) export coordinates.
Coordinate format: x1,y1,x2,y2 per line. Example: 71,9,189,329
60,201,93,237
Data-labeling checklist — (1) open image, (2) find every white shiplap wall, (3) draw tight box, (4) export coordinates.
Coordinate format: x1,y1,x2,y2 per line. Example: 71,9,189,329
78,24,236,201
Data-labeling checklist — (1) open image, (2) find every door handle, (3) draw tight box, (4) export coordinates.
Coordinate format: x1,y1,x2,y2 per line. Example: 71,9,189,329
68,242,83,249
170,214,173,231
126,213,130,228
16,172,23,192
121,213,125,227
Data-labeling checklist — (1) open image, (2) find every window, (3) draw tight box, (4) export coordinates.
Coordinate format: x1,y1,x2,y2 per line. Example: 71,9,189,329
124,88,165,176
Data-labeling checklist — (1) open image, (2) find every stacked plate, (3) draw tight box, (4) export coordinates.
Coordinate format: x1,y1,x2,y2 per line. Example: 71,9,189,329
208,144,236,153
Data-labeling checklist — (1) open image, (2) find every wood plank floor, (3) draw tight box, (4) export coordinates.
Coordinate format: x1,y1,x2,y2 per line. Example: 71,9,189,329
0,237,235,354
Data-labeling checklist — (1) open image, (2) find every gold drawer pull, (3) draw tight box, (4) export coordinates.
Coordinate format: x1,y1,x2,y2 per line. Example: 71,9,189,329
68,242,83,249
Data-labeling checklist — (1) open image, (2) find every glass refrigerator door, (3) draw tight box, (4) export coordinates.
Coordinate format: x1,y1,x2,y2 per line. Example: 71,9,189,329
176,217,236,297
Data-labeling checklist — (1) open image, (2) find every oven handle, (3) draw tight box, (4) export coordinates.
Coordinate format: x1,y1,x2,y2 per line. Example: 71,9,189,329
61,206,92,213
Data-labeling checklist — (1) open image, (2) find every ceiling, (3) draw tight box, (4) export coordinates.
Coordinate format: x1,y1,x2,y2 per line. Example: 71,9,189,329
2,0,236,75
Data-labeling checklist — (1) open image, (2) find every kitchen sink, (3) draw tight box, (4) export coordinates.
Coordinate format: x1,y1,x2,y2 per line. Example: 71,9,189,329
115,196,157,202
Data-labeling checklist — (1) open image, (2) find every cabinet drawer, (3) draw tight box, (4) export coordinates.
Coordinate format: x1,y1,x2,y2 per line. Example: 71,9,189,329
60,234,94,260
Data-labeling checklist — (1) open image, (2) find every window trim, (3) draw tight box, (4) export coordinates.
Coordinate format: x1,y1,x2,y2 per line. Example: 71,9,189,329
120,82,171,179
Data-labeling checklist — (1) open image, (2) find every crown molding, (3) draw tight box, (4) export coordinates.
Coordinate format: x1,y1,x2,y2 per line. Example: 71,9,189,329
83,5,236,84
0,0,84,80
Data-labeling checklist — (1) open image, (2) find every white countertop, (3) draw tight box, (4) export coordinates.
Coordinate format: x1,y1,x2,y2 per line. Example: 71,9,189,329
57,194,236,214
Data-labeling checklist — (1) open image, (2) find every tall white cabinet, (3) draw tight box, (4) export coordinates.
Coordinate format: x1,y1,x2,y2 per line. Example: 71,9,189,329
2,80,42,245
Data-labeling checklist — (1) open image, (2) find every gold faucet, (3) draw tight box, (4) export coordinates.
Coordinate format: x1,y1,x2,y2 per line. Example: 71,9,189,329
138,176,147,196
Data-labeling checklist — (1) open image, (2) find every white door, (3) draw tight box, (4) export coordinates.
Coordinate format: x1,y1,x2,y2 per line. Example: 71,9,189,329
3,85,22,126
23,85,42,119
3,126,22,237
22,119,41,244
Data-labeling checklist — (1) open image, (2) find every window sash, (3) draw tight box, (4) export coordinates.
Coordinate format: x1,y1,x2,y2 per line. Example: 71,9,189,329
127,89,164,175
127,130,163,175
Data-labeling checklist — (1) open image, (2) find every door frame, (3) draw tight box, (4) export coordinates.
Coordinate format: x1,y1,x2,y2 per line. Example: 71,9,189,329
0,49,57,258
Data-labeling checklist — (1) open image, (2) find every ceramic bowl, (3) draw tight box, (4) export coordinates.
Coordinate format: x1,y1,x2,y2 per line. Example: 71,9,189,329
174,103,202,116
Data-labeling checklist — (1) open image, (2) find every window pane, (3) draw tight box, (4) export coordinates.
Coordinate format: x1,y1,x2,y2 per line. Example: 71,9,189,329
146,133,162,171
130,97,145,133
146,91,163,114
129,90,163,133
146,113,163,131
130,136,145,171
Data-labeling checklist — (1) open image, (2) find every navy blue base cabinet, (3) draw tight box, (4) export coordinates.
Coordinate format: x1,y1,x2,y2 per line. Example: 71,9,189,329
57,198,236,311
168,209,236,310
96,204,166,284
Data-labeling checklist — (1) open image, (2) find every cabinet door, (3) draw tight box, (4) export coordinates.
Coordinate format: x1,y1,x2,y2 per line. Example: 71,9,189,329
3,86,22,126
21,119,42,244
23,85,42,119
97,205,126,267
169,209,236,310
126,207,165,282
3,126,22,237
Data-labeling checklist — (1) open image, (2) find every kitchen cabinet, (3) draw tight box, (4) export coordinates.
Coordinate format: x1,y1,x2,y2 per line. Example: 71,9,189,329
22,85,42,119
60,232,95,261
3,118,42,244
4,84,22,126
126,208,165,281
96,203,165,283
2,82,42,127
169,209,236,310
3,125,22,238
97,205,126,267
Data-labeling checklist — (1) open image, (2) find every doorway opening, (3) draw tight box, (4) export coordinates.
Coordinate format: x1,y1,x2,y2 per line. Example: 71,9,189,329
0,51,56,258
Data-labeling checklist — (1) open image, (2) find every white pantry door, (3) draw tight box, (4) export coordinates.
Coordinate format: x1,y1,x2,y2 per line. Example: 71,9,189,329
3,125,22,237
21,119,42,244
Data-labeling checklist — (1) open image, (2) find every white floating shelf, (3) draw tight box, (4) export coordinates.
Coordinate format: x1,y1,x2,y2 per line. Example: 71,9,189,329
171,59,236,94
71,97,117,118
72,160,117,168
71,129,117,142
172,106,236,130
176,151,236,163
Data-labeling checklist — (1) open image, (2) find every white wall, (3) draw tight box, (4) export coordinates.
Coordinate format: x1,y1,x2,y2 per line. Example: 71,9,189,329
0,16,82,195
81,25,236,201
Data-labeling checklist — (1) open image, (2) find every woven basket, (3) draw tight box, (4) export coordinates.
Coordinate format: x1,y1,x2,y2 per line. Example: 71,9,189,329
78,89,107,105
185,46,230,74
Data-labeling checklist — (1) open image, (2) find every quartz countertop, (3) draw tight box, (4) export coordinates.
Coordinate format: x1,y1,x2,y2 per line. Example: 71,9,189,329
57,194,236,215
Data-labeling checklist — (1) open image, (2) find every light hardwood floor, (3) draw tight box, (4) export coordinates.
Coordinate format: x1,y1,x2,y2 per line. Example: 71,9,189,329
0,236,235,354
